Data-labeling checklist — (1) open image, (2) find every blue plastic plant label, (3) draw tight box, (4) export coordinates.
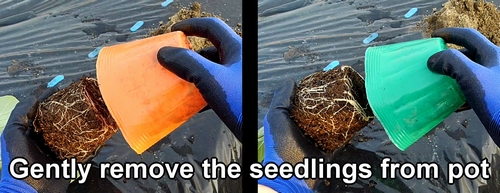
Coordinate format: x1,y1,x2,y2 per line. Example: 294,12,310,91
323,61,340,71
130,21,144,32
405,8,418,19
47,75,64,88
161,0,173,7
363,33,378,44
88,46,103,58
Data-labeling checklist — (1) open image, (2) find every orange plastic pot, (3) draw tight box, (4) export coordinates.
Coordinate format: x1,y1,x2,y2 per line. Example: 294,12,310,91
96,31,207,154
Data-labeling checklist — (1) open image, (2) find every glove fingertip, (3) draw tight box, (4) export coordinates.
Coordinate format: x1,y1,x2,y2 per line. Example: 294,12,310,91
197,46,220,63
157,47,192,78
427,50,447,75
427,49,472,76
157,46,214,83
157,46,185,67
170,18,241,64
39,87,59,101
430,27,452,38
269,79,297,110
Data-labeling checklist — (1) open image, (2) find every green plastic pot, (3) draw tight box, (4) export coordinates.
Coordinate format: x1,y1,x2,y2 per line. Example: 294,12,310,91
258,127,264,163
365,38,466,151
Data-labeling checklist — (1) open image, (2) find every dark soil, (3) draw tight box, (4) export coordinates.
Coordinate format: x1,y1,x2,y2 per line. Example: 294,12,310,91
283,45,321,63
291,66,374,153
147,2,242,51
34,77,119,162
7,59,45,77
421,0,500,47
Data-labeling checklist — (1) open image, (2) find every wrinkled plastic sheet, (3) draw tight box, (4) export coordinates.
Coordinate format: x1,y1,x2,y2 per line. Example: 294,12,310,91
72,111,242,193
258,0,500,192
0,0,242,192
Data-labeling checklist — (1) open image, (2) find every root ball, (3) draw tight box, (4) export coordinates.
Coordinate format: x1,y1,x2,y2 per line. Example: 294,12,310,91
34,77,119,162
291,66,374,152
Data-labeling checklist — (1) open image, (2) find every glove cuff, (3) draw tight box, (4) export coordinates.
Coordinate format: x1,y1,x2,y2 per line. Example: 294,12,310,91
258,176,312,193
0,177,37,193
489,110,500,144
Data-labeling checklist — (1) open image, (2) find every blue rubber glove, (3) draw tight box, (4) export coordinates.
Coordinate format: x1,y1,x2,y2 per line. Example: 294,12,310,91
258,79,326,193
0,87,70,193
427,28,500,146
157,17,242,142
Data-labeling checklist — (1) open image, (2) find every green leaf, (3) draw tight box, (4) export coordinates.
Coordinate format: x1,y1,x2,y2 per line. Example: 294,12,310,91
258,127,264,163
70,171,81,184
0,95,19,171
0,95,19,134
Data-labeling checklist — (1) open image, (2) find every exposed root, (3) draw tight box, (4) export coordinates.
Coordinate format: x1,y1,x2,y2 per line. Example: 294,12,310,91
34,77,119,162
291,66,374,152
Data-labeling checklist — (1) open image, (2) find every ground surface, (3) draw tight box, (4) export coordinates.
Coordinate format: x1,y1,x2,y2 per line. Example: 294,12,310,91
258,0,500,192
0,1,242,192
421,0,500,48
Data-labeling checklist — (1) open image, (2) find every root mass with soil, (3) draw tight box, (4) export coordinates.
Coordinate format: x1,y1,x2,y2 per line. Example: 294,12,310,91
34,77,119,162
291,66,374,153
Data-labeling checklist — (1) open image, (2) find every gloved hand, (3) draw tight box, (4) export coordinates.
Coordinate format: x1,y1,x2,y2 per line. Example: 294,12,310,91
258,79,325,193
157,17,242,142
0,87,70,193
427,27,500,146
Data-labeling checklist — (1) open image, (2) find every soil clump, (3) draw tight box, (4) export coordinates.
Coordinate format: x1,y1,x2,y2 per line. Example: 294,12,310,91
34,77,119,162
291,66,374,153
147,2,242,51
421,0,500,47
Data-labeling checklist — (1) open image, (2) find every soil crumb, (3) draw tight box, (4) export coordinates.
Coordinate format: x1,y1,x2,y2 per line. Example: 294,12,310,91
291,66,374,153
7,59,45,77
147,2,242,51
34,77,119,162
283,45,321,63
421,0,500,47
